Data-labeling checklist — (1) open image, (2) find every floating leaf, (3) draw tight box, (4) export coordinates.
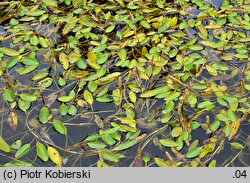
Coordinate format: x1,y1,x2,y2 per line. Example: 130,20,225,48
59,103,68,116
105,24,116,33
2,89,15,102
39,106,50,124
140,86,169,98
15,144,30,159
19,93,38,102
68,105,77,115
206,65,217,76
10,139,22,150
0,136,10,152
154,157,170,167
47,146,62,166
87,141,106,149
189,45,204,51
59,53,69,70
186,147,202,158
58,95,73,103
53,119,67,135
0,47,19,56
36,142,49,162
118,49,127,60
31,72,49,81
39,37,49,48
21,56,39,66
92,44,107,53
101,150,119,162
4,161,32,167
228,119,241,140
8,111,18,131
18,65,38,75
159,138,178,147
113,139,137,151
171,127,182,137
6,56,19,68
230,142,244,150
83,90,93,105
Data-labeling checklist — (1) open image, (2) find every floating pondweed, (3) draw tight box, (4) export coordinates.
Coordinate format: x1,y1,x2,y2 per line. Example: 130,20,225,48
0,0,249,167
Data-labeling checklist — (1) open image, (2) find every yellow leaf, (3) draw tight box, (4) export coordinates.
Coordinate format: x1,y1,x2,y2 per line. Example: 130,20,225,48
59,53,69,70
197,25,207,37
116,117,136,128
47,146,62,166
206,65,217,76
171,17,178,27
8,111,18,131
200,41,215,47
71,70,89,79
204,25,221,29
228,119,241,140
0,136,10,152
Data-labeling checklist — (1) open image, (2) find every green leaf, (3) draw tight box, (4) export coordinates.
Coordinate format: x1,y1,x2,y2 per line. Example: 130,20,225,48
171,127,183,137
97,87,109,97
113,139,137,151
105,24,116,33
68,52,81,63
18,65,38,75
53,119,67,135
41,0,58,7
59,103,68,116
102,150,119,162
159,138,178,147
101,134,116,146
88,81,98,92
0,136,11,152
19,93,38,102
112,88,122,106
15,144,30,159
206,65,217,76
6,56,19,68
227,109,237,122
39,106,50,124
209,120,220,132
100,126,120,135
0,47,19,56
186,147,202,158
190,121,201,130
96,96,112,103
189,45,204,51
58,95,73,103
85,133,99,142
87,141,106,149
223,124,232,137
31,72,49,81
118,49,127,60
18,99,31,112
4,161,32,167
21,56,39,66
11,140,22,150
230,142,244,150
208,160,216,167
92,44,107,53
2,89,15,102
68,105,77,115
154,157,170,167
36,142,49,162
140,86,170,98
83,90,93,105
39,37,49,48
